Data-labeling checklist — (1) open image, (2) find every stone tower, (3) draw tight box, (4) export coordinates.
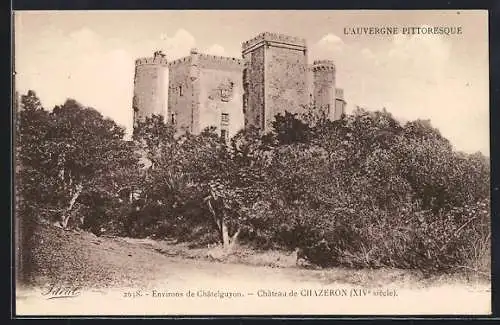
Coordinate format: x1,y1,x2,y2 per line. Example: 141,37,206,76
132,51,169,128
312,60,336,120
335,88,347,120
242,32,309,132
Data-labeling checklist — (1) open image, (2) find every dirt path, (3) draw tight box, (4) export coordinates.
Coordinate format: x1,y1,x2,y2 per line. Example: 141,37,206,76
15,225,491,316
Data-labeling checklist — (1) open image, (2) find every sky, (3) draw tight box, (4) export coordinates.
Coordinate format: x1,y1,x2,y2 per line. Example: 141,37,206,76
14,10,489,154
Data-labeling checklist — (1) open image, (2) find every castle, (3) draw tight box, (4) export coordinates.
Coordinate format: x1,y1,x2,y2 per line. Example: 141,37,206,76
132,32,346,140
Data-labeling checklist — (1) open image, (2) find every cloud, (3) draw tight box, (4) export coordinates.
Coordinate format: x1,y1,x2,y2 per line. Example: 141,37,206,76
15,20,488,154
157,28,196,60
368,34,485,153
361,48,375,60
318,33,344,45
68,27,98,50
16,27,199,140
307,30,488,154
385,31,451,83
309,33,349,67
205,44,226,56
314,33,345,54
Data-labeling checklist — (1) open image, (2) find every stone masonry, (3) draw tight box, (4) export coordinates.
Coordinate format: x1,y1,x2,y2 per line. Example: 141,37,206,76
132,32,347,137
132,52,169,129
311,60,336,120
242,32,309,131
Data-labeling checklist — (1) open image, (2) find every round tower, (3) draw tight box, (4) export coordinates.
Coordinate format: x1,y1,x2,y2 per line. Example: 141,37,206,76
312,60,336,120
132,51,169,128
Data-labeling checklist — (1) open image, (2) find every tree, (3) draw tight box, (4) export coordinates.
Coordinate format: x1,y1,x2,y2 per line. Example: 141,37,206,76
178,128,244,250
17,93,139,231
20,90,43,112
271,111,312,145
49,99,138,229
132,114,175,170
16,90,48,284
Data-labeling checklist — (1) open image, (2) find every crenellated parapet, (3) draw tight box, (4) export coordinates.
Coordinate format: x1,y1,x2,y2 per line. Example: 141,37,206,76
313,59,335,65
312,60,336,71
135,57,169,66
168,56,193,68
168,50,243,70
242,32,307,54
196,53,244,70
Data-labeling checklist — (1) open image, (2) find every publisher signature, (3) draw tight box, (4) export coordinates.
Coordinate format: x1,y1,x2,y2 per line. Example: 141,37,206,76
41,283,81,299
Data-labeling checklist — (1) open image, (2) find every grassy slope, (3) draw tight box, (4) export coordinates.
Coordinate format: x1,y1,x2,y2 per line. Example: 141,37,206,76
30,224,172,289
26,224,490,290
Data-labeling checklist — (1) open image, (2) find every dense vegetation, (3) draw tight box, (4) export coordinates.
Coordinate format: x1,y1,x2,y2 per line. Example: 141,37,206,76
16,90,490,277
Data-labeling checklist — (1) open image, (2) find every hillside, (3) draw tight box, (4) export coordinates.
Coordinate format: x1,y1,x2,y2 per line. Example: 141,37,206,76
24,224,489,290
15,224,491,315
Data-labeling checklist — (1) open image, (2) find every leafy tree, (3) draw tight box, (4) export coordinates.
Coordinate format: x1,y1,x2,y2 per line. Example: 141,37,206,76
20,90,43,112
16,90,48,284
17,92,139,231
271,111,312,145
48,99,138,229
132,114,175,170
17,90,489,274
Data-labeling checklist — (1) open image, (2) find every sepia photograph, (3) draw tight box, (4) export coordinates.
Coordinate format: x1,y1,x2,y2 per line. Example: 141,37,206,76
13,10,490,316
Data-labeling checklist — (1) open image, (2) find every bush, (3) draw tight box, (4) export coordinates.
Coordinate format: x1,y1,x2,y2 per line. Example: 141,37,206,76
17,90,489,275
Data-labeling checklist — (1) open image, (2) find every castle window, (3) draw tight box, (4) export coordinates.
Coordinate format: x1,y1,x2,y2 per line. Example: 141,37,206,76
171,113,176,124
221,129,228,144
221,113,229,144
221,113,229,126
179,85,183,96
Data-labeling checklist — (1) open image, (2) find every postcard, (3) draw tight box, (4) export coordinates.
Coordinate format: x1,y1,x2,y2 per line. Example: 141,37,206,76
13,9,490,316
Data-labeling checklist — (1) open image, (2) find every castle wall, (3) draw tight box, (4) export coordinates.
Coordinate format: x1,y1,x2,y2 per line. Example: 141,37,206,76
265,46,308,127
334,88,346,120
133,57,169,126
168,57,194,133
242,46,265,129
306,66,314,106
242,32,308,132
198,67,244,138
167,52,244,136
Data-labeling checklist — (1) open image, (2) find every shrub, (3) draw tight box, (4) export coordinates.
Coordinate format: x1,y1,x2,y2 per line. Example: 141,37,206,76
17,91,490,275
